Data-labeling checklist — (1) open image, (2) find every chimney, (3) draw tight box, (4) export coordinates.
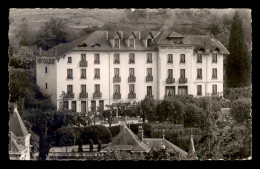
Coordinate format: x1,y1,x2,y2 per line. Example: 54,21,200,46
162,129,165,139
106,31,108,40
39,47,42,56
138,125,144,142
54,47,57,56
210,34,214,40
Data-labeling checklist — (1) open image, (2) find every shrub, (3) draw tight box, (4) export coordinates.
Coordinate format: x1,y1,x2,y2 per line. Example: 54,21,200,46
230,98,251,123
150,123,202,152
224,87,252,102
81,125,112,144
55,125,112,146
55,127,77,146
108,125,120,137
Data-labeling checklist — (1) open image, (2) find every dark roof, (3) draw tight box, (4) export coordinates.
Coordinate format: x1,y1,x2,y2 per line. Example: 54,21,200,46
9,106,29,137
73,31,160,51
41,35,90,58
143,138,188,158
40,30,229,57
101,125,150,153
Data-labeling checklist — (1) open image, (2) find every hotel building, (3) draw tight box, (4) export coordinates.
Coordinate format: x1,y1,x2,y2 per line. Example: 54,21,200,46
36,30,229,112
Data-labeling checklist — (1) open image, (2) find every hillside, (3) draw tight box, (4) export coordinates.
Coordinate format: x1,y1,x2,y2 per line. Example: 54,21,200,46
9,8,251,50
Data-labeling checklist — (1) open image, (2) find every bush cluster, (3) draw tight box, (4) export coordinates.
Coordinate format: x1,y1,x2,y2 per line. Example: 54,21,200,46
55,125,112,146
224,87,251,102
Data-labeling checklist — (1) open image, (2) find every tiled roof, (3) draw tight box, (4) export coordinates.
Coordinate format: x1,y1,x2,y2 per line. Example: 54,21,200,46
143,138,188,158
101,125,150,153
41,35,89,58
168,31,184,38
73,31,159,52
9,105,29,137
39,29,229,58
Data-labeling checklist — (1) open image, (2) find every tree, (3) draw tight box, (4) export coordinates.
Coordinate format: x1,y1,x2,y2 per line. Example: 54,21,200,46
15,22,35,46
226,11,251,87
184,103,204,128
230,98,251,124
99,109,117,127
139,97,158,123
156,100,171,122
207,23,221,35
34,17,70,50
166,98,185,124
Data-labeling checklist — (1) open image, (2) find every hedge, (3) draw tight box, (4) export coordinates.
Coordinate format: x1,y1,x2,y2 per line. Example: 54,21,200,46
150,123,202,152
81,125,112,144
55,125,112,146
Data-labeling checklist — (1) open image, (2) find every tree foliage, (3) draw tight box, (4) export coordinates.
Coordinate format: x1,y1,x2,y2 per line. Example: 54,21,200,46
226,11,251,87
230,98,251,124
34,18,70,50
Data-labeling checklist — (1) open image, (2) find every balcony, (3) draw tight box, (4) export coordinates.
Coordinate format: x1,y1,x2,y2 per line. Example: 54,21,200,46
65,93,74,99
113,93,121,99
128,76,136,83
79,92,88,98
93,92,102,99
166,77,175,84
79,60,88,67
179,78,187,84
146,76,153,82
113,76,121,83
128,93,136,99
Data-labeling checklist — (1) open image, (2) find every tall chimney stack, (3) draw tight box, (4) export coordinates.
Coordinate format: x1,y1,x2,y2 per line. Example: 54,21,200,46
106,31,108,40
138,125,144,142
54,47,57,56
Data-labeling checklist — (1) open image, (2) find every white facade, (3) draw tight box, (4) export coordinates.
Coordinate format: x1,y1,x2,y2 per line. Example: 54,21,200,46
36,30,228,111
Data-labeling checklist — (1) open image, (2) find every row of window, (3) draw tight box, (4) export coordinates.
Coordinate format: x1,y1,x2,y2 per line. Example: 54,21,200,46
66,53,218,65
165,85,218,96
66,68,218,80
66,84,136,95
67,53,153,64
167,68,217,79
61,83,218,101
64,100,104,112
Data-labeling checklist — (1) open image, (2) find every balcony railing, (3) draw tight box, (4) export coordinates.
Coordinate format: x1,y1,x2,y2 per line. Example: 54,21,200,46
128,93,136,99
113,76,121,83
65,93,74,99
79,92,88,98
179,78,187,84
93,92,102,99
128,76,136,83
166,77,175,84
146,76,153,82
79,60,88,67
113,93,121,99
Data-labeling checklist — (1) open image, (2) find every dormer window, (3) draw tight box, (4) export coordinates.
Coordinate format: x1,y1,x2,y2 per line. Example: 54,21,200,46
129,39,135,48
172,38,184,44
114,39,120,48
147,39,152,47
